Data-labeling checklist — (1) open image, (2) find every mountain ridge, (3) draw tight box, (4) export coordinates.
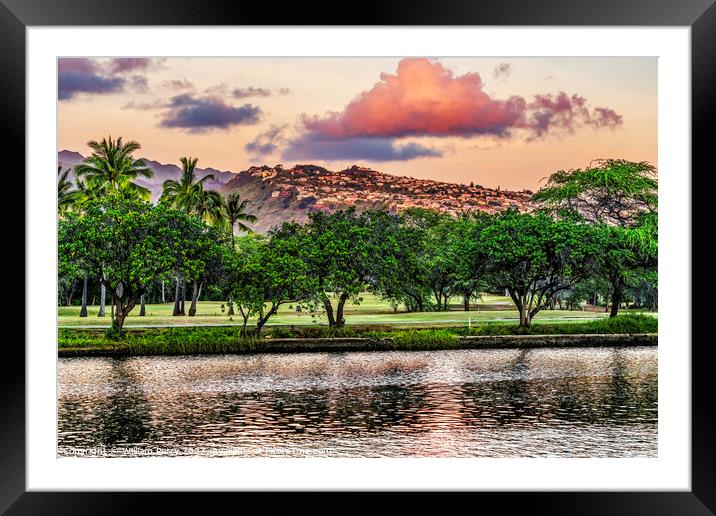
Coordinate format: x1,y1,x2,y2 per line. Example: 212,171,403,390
58,151,533,233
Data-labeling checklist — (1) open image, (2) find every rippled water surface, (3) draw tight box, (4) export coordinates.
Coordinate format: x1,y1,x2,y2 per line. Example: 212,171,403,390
58,347,657,457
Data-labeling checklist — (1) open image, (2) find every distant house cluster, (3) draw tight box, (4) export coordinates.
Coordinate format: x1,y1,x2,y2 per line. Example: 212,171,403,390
238,164,533,216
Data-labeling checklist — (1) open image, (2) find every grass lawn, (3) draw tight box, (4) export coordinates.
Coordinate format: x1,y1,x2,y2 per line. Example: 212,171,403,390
58,291,647,329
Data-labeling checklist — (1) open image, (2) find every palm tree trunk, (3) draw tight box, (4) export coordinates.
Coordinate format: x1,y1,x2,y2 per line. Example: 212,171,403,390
189,280,199,316
173,277,181,316
161,280,165,304
180,281,186,315
79,275,88,317
98,272,106,317
139,294,146,316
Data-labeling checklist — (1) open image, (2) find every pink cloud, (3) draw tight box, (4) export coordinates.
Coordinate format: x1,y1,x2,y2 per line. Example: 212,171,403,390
301,58,622,140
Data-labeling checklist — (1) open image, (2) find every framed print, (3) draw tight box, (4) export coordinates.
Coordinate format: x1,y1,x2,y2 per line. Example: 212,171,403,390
3,0,713,513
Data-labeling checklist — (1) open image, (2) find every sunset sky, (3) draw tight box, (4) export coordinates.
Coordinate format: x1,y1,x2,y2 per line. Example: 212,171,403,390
58,57,657,191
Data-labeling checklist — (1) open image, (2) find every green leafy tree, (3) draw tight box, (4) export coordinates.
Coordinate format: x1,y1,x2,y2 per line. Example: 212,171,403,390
533,159,658,316
250,225,316,332
480,209,600,327
302,209,373,328
452,211,495,311
160,156,227,314
532,159,657,225
223,234,269,333
74,136,153,200
367,209,431,312
596,212,658,317
58,194,218,333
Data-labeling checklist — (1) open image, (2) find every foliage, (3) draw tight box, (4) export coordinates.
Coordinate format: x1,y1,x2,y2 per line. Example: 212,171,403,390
58,314,656,354
58,194,220,330
75,136,153,200
301,208,374,327
479,209,601,326
532,159,657,226
160,156,225,226
389,329,460,350
57,166,82,213
224,192,257,246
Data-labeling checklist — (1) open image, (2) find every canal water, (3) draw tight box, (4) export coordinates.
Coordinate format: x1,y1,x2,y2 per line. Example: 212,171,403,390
58,347,657,457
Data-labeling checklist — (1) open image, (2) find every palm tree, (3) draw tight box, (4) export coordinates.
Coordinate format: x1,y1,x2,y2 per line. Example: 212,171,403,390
57,166,82,213
160,157,213,213
161,157,224,317
75,136,153,200
73,176,110,317
74,135,153,318
195,189,226,227
224,192,257,248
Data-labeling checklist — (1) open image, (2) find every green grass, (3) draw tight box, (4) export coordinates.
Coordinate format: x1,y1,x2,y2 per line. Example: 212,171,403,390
58,292,632,329
456,313,658,336
58,314,656,355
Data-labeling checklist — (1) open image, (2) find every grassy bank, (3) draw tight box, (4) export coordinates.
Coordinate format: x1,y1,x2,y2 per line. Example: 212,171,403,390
58,314,657,356
58,294,652,328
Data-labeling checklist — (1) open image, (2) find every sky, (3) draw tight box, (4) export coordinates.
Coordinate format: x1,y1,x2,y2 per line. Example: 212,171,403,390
57,57,657,191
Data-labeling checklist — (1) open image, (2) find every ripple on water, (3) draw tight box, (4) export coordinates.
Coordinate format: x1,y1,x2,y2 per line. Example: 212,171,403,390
58,347,657,457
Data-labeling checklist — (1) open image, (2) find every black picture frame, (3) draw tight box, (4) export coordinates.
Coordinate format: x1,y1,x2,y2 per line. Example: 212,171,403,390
2,0,712,513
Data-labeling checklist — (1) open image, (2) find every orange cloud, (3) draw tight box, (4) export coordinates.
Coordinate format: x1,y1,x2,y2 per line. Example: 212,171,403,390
301,58,621,140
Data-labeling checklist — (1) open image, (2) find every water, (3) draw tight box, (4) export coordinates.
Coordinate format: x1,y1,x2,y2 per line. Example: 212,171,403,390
58,347,657,457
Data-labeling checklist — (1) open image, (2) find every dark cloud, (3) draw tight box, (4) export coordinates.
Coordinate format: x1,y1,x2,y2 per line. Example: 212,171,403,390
493,63,512,79
525,92,622,137
159,94,262,132
58,58,125,100
58,57,162,101
122,100,164,110
108,58,155,74
233,87,272,98
232,86,291,98
245,125,287,157
130,75,149,93
282,133,442,162
590,107,623,128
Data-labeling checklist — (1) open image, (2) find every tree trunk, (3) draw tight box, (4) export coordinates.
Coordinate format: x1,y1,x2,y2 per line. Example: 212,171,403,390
519,304,531,327
433,291,443,311
189,280,200,316
113,293,140,332
173,277,181,316
508,289,531,328
139,294,146,316
98,278,106,317
334,293,349,329
463,290,471,311
161,280,165,304
79,275,88,317
180,281,186,315
228,296,235,316
256,304,278,333
323,298,336,327
66,281,76,307
610,287,622,318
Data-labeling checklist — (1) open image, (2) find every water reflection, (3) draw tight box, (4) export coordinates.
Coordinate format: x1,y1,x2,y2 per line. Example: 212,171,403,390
58,347,657,457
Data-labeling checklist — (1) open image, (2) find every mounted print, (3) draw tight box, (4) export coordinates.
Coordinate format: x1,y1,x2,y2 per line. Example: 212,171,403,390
56,56,658,459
